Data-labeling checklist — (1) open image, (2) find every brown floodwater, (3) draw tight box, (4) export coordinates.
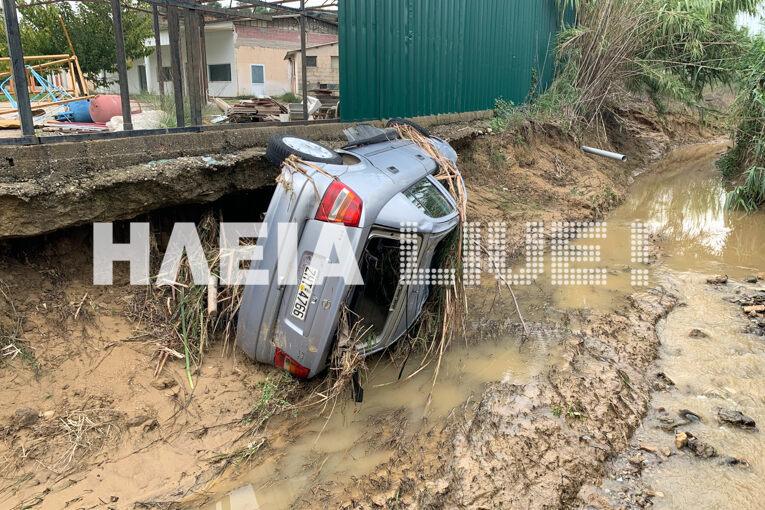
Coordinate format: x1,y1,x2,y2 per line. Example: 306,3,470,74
200,141,765,509
597,142,765,509
559,141,765,508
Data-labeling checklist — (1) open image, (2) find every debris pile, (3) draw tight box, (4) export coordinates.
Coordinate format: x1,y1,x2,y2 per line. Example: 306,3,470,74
226,98,287,123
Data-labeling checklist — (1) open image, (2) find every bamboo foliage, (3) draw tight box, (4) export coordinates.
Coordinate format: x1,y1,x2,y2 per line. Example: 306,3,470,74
555,0,759,122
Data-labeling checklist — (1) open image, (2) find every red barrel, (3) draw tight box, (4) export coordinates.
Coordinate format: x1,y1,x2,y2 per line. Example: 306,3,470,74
89,95,142,123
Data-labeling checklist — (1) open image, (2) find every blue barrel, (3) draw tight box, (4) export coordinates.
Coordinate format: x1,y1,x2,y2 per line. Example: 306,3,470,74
67,100,93,123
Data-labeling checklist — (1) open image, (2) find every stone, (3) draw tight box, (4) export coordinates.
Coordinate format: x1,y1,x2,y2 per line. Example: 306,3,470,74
12,407,39,428
676,431,717,458
717,408,757,431
678,409,702,423
125,415,151,428
150,377,177,390
706,275,728,285
674,431,688,449
688,329,709,338
745,275,759,284
720,456,750,467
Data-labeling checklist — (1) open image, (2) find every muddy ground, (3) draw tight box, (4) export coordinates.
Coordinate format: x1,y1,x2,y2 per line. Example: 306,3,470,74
0,101,716,509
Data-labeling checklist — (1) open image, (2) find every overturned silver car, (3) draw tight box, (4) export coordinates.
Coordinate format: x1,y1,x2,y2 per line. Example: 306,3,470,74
236,120,462,379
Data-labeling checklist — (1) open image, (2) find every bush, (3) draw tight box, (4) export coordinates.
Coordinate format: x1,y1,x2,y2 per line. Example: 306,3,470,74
718,36,765,175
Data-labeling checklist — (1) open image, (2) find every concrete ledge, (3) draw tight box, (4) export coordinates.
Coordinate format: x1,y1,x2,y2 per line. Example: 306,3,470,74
0,110,493,182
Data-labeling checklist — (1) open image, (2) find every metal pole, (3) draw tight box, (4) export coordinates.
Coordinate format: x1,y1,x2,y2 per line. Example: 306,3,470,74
167,5,185,127
184,10,202,126
152,5,165,97
110,0,133,130
299,0,308,120
2,0,35,136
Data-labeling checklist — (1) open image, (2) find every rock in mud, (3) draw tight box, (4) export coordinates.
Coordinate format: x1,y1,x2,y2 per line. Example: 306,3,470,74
675,431,717,458
717,408,757,431
743,304,765,315
126,415,151,428
678,409,702,423
12,407,39,429
720,456,750,467
706,275,728,285
688,328,709,338
652,372,675,391
745,275,759,284
150,377,177,390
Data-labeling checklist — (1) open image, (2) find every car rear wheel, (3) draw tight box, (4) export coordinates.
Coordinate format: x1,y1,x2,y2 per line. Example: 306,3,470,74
266,134,344,166
386,117,431,137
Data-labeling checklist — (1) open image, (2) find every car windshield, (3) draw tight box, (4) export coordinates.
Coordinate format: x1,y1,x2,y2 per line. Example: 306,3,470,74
403,178,453,218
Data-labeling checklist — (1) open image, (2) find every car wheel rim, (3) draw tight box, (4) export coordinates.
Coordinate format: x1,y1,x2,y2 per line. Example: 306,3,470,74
282,137,335,159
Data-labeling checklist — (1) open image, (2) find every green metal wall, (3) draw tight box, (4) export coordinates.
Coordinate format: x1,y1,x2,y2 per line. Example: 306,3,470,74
339,0,563,121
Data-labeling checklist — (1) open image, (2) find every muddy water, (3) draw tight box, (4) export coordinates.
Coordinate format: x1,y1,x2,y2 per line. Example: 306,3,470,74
575,141,765,508
203,142,765,509
617,143,765,508
200,292,562,509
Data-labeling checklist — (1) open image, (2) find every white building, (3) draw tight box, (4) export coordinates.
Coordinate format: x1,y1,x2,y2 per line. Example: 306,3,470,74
105,16,338,98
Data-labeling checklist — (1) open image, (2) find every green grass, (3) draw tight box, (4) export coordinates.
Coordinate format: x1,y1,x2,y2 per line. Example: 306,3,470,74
131,92,222,128
273,92,300,104
243,374,297,431
726,166,765,212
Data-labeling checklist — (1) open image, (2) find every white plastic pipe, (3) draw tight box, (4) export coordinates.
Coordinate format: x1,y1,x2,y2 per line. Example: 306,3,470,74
581,145,627,161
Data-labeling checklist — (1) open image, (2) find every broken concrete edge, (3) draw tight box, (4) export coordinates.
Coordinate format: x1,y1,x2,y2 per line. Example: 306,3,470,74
0,110,492,239
0,110,494,182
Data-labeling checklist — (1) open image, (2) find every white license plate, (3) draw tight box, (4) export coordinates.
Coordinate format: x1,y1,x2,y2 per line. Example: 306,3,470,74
291,264,318,320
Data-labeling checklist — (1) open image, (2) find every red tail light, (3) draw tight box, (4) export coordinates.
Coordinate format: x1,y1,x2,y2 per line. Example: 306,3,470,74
315,180,363,227
274,347,310,379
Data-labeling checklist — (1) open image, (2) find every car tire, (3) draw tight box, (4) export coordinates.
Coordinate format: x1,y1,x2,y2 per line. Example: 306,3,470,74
266,134,344,166
386,117,431,137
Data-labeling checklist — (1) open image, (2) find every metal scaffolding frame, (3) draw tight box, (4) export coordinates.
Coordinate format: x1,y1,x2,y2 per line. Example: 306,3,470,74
1,0,338,143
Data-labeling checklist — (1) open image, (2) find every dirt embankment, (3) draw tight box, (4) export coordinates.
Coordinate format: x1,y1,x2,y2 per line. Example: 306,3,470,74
0,103,714,509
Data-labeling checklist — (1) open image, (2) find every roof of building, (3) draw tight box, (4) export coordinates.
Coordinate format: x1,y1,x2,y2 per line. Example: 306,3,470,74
284,41,339,59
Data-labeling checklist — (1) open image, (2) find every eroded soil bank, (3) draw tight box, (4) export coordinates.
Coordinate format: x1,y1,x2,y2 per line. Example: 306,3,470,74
0,105,715,509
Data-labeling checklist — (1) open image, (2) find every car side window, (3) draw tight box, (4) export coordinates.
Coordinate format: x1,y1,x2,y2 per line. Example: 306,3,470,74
403,178,453,218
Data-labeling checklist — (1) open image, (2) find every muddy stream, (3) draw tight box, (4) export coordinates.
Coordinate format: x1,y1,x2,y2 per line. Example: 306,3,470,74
202,141,765,509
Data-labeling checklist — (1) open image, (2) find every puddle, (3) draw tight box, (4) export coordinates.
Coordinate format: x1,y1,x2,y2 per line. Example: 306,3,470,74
201,142,765,509
199,283,562,510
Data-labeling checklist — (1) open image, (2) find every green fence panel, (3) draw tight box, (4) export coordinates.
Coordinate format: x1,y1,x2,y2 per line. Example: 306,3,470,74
339,0,563,121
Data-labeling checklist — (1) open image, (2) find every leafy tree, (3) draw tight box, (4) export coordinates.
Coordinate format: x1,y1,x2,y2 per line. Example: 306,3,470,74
2,1,152,86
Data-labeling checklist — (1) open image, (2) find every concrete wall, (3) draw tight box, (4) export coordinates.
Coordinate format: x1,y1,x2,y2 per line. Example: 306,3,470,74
235,45,292,97
288,43,339,93
205,29,238,97
233,23,337,97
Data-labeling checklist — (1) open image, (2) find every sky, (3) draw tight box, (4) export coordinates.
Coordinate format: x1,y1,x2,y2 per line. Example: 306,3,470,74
736,4,765,34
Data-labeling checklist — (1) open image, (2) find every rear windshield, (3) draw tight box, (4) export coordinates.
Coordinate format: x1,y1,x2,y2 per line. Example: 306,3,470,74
403,178,453,218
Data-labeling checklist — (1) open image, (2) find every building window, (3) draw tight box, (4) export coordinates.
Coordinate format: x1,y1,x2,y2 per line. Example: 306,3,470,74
331,56,339,70
305,56,317,67
161,66,172,81
208,63,232,82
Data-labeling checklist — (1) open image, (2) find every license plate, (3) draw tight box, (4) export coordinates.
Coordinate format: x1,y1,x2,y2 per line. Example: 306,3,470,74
291,264,318,320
